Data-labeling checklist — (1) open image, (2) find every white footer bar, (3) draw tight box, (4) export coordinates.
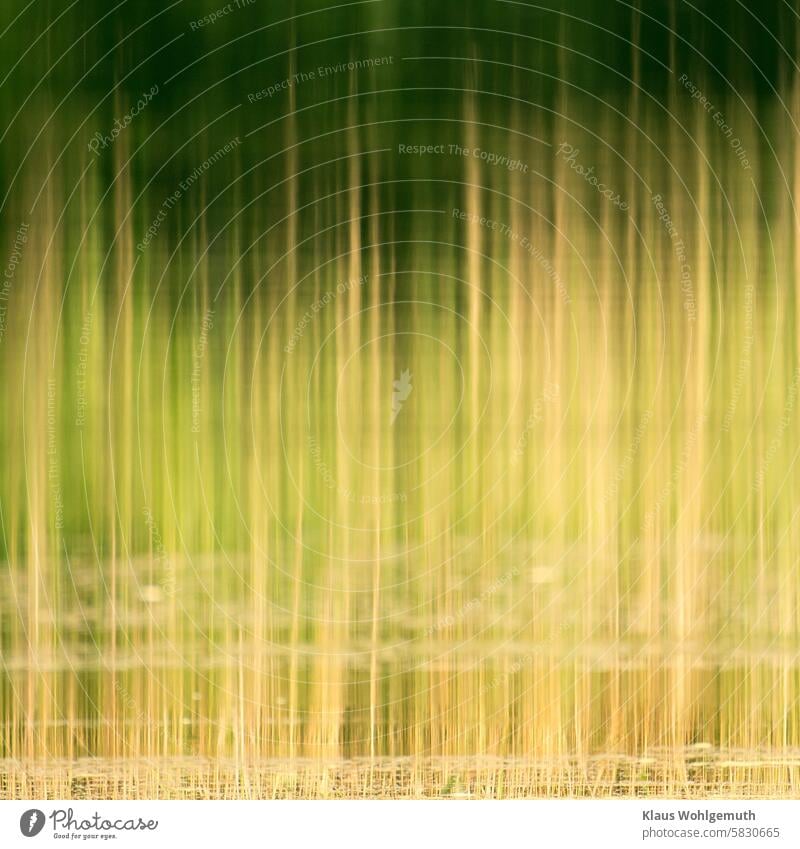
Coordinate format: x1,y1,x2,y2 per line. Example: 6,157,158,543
2,800,798,848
